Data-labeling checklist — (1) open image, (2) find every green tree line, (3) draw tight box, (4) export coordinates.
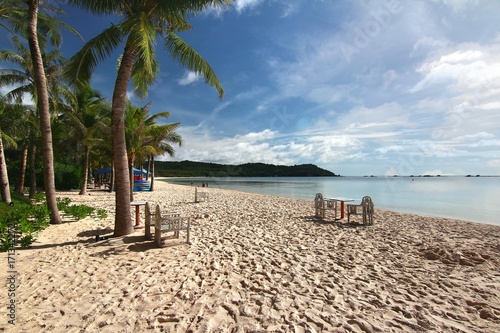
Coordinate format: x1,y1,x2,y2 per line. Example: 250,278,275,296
153,161,338,177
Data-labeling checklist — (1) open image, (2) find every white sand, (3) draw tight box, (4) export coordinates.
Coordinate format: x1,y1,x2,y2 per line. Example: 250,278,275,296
1,180,499,332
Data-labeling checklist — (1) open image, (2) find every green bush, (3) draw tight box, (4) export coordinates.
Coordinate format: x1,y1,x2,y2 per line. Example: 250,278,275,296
0,196,106,251
57,197,72,210
64,204,95,219
54,162,82,190
96,209,107,219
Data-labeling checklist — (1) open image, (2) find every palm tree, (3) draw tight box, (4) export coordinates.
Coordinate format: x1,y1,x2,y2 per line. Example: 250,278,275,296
145,122,183,192
124,101,147,202
1,1,80,224
124,101,182,198
0,35,63,222
65,0,231,236
0,100,17,203
25,0,63,223
59,85,109,194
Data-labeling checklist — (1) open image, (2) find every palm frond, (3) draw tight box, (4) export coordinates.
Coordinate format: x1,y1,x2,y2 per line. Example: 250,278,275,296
164,32,224,99
64,24,124,88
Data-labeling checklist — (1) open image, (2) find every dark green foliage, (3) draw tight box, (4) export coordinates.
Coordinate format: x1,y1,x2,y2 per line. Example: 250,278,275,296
0,200,50,251
64,204,95,219
0,196,107,251
54,162,83,190
153,160,338,177
96,209,107,219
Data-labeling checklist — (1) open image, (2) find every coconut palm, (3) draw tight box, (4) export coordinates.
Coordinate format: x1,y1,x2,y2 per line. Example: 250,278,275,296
1,0,80,224
24,0,62,223
0,100,16,202
0,34,65,222
124,101,182,198
2,0,81,221
59,85,109,194
145,122,183,192
64,0,231,236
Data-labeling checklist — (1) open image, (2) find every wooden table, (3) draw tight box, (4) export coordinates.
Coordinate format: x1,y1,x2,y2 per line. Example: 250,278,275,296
329,198,357,219
130,201,147,229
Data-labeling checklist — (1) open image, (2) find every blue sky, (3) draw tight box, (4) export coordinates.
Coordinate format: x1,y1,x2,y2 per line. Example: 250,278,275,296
3,0,500,176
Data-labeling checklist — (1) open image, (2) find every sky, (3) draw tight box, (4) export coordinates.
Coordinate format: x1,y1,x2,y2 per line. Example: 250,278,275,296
2,0,500,176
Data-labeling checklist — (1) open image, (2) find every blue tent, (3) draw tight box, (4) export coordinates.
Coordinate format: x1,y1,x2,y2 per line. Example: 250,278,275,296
94,167,111,175
93,167,149,175
133,168,149,175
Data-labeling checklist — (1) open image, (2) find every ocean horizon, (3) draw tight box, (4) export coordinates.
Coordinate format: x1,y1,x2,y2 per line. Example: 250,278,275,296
162,176,500,227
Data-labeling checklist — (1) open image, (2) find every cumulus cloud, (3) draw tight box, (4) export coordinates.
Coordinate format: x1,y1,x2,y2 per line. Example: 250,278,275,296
178,71,202,86
409,45,500,93
430,0,479,12
233,0,263,13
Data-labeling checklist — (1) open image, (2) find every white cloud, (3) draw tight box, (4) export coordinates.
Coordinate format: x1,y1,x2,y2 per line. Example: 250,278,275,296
0,85,35,106
409,44,500,93
430,0,479,12
178,71,202,86
233,0,263,13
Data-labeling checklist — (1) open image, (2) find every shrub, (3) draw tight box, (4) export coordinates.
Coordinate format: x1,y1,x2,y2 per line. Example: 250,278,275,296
0,196,107,251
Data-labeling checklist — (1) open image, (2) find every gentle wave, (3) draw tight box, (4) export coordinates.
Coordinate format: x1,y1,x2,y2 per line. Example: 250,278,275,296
163,176,500,226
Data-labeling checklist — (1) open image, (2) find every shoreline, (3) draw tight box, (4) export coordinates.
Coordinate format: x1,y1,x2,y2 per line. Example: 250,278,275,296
158,177,499,227
2,181,499,332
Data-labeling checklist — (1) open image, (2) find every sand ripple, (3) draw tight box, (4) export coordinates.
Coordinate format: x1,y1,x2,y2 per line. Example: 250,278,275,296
3,181,499,332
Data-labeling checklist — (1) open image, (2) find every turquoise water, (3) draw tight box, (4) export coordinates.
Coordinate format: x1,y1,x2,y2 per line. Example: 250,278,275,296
163,176,500,226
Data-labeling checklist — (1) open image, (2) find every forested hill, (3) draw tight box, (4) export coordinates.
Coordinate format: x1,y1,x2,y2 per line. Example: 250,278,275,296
153,161,338,177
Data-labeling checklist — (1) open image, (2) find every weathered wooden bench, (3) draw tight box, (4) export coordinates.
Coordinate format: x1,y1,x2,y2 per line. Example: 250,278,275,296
155,204,190,247
314,193,338,219
195,187,209,203
347,196,374,225
145,202,181,240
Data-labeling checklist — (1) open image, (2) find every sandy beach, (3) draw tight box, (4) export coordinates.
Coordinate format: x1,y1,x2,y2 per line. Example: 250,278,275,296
2,180,499,332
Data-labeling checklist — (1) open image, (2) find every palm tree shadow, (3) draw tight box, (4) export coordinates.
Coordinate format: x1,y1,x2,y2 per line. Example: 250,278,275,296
78,227,114,238
303,215,361,228
19,227,114,251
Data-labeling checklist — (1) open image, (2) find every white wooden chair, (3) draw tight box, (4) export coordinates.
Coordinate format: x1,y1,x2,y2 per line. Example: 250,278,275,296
346,196,374,225
145,202,181,240
155,204,191,247
314,193,338,219
195,187,209,203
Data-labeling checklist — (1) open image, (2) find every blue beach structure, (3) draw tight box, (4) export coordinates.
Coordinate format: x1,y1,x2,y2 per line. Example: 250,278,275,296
93,167,151,191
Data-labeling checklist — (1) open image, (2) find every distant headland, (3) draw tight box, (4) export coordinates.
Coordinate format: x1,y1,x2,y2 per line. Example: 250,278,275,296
153,161,338,177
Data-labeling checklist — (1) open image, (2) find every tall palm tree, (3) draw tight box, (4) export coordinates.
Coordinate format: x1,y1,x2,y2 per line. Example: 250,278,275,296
25,0,63,223
65,0,231,236
124,101,182,197
0,100,19,203
16,107,39,197
59,85,109,194
145,122,183,192
124,101,147,202
1,1,80,224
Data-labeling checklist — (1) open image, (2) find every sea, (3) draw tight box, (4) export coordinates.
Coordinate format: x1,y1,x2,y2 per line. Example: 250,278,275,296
162,176,500,227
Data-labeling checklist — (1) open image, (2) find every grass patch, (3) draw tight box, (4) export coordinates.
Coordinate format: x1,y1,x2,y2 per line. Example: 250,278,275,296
0,193,107,251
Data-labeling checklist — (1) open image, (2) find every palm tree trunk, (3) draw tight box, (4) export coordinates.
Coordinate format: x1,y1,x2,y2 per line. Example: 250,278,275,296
129,161,134,202
111,44,136,236
150,155,155,192
27,0,61,224
146,157,151,181
108,163,115,193
0,135,11,203
79,145,90,195
29,145,36,200
16,145,28,195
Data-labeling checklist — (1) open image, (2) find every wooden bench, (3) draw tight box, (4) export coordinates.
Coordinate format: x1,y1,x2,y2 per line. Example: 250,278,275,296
155,204,190,246
347,196,374,225
314,193,338,219
195,187,209,203
145,202,181,240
